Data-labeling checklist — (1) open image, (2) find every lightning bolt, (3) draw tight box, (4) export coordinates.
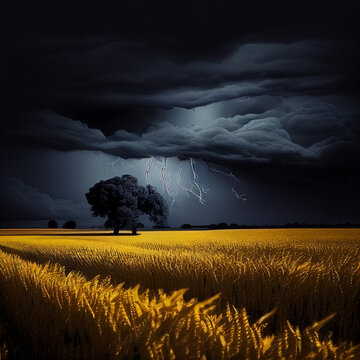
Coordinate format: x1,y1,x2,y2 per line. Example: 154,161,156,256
160,158,175,206
145,156,153,184
177,160,209,204
120,159,134,169
232,186,247,202
190,158,208,204
177,161,190,198
208,163,247,202
207,164,240,182
105,157,136,175
105,157,121,175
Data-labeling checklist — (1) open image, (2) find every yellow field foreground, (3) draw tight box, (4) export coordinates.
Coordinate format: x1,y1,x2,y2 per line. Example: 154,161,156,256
0,228,359,359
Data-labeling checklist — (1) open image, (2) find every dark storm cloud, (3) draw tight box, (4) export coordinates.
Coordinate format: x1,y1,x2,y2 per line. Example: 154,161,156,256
2,0,359,122
1,110,106,152
72,99,360,172
4,97,359,175
0,178,89,220
3,36,359,156
2,1,359,44
4,39,359,116
1,0,360,226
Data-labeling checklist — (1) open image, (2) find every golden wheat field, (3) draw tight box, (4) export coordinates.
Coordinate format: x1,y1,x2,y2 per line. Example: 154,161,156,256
0,228,359,359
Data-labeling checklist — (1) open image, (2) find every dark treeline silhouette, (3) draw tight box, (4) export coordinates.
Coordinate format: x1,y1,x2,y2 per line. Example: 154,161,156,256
181,222,360,230
48,220,58,228
63,220,76,229
48,220,77,229
153,225,171,229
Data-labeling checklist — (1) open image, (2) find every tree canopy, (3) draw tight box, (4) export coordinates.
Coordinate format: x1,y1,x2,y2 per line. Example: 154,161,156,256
63,220,76,229
48,220,58,228
86,175,168,234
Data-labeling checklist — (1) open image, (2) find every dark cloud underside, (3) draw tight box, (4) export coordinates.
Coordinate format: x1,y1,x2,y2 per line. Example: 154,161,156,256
0,178,89,220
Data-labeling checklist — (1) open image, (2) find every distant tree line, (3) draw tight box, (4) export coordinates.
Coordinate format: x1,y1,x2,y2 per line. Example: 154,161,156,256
47,219,359,230
152,225,171,229
181,222,360,230
48,220,77,229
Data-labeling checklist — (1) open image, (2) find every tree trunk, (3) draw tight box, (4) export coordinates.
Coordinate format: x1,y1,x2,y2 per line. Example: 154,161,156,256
132,228,137,235
113,225,119,235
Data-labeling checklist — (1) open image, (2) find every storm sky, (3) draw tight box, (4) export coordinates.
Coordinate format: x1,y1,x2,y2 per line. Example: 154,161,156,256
1,0,360,227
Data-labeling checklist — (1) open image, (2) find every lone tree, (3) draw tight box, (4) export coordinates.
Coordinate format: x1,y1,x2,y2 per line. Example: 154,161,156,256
48,220,58,228
63,220,76,229
86,175,168,235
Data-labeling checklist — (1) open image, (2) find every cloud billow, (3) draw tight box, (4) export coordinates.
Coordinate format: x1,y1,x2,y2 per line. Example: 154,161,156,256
4,97,359,174
0,178,90,220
